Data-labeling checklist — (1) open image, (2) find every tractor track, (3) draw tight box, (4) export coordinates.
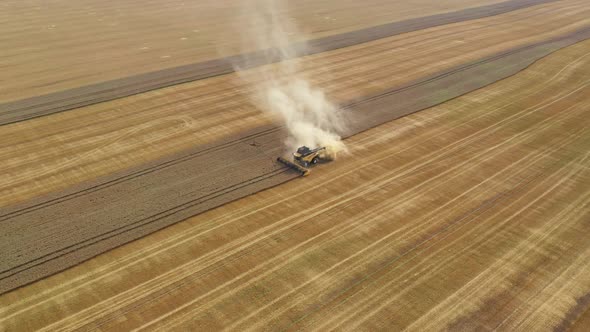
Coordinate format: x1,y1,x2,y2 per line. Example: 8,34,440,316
0,167,291,281
0,125,282,222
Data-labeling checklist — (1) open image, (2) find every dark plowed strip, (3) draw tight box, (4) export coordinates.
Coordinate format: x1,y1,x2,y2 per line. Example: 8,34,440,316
0,0,559,126
2,26,590,294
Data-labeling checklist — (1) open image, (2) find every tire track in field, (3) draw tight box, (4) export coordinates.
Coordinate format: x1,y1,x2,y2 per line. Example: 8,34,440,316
319,144,590,331
219,102,590,332
402,155,590,332
314,162,588,331
290,149,590,332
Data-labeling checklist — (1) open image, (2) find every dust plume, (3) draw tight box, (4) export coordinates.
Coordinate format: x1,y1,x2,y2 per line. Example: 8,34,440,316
232,0,346,156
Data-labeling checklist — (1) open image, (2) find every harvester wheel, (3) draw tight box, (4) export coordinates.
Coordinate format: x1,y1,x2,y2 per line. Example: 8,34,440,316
312,157,318,164
303,161,310,167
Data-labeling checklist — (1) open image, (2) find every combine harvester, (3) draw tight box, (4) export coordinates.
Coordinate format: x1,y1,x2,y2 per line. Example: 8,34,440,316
277,146,331,176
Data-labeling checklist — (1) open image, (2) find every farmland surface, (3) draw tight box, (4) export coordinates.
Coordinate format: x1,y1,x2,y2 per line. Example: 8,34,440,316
1,0,590,330
1,0,510,103
6,0,590,207
2,35,590,331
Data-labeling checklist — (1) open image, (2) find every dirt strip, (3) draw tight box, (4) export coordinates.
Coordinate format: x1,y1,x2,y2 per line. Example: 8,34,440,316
2,27,590,295
0,0,558,126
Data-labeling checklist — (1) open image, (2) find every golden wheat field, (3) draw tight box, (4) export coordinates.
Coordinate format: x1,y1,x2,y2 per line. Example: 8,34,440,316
1,0,589,331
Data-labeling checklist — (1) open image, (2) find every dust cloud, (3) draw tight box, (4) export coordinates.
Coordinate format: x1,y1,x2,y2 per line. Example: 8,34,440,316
231,0,346,157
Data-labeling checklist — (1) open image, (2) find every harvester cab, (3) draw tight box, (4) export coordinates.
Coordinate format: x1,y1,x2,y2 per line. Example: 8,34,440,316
293,146,326,167
277,146,328,176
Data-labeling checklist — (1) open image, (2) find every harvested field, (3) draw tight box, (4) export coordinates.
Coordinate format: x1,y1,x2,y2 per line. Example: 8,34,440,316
3,0,590,294
0,0,558,123
2,26,590,331
3,0,590,207
0,0,510,104
2,0,590,330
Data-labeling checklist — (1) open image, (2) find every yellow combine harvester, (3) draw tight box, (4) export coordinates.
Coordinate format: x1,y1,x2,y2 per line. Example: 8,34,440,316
277,146,328,176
